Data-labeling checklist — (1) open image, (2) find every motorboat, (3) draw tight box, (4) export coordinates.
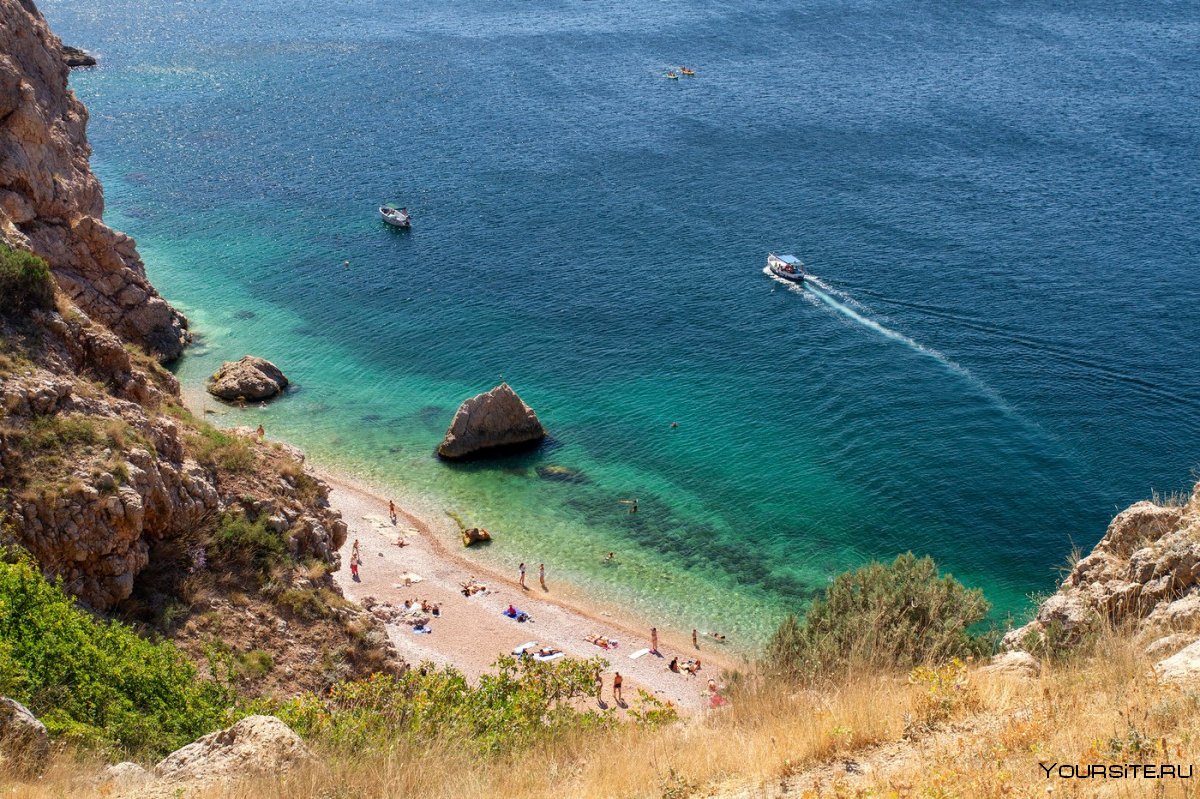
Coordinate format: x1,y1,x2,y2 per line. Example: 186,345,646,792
767,253,805,283
379,205,411,228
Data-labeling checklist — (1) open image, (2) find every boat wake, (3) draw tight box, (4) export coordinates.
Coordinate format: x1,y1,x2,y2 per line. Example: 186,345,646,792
763,266,1018,416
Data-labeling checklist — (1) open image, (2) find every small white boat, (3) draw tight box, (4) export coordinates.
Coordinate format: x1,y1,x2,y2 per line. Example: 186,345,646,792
379,205,411,228
767,252,805,283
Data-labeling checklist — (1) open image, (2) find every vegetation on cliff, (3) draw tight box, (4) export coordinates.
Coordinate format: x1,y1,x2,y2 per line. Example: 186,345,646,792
0,246,54,316
765,552,994,679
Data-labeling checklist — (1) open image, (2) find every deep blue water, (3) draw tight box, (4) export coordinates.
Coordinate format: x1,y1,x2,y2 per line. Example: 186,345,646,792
41,0,1200,642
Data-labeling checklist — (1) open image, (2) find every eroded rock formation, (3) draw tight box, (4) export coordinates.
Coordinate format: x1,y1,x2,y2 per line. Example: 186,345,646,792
1006,486,1200,650
0,0,187,360
437,383,545,459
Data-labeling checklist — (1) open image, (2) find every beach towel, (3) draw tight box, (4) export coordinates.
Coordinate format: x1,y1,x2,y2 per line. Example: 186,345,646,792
502,609,531,622
512,641,539,655
412,625,432,634
628,648,651,660
533,652,565,662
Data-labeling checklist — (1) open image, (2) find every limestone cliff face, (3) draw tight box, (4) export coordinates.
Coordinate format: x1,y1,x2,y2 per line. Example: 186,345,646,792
0,0,188,361
1007,484,1200,650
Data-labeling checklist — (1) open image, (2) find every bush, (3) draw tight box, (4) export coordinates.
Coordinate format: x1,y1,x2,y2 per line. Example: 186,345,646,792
209,512,285,573
259,655,612,754
189,425,257,473
0,245,55,315
766,553,993,679
0,548,235,757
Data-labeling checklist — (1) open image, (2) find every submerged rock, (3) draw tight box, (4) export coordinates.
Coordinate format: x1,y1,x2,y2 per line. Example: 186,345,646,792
536,464,588,484
207,355,289,402
437,383,545,459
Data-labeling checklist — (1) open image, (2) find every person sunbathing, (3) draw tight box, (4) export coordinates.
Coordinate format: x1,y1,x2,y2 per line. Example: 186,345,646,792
668,657,680,673
537,647,561,657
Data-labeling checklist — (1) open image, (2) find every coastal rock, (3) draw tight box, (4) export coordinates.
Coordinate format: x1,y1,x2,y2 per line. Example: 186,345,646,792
1144,634,1197,660
61,45,96,68
980,651,1041,679
0,0,188,360
207,356,289,402
0,698,49,776
437,383,545,459
1006,488,1200,652
462,527,491,547
154,715,311,785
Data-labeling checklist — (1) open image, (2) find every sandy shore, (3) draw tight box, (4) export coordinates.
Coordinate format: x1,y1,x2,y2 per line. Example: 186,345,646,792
323,474,742,714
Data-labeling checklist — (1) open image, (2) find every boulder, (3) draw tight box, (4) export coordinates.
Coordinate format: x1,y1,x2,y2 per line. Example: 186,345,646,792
206,356,289,402
980,651,1041,679
100,761,149,788
154,715,310,785
1155,639,1200,685
462,527,491,547
437,383,545,459
0,698,49,776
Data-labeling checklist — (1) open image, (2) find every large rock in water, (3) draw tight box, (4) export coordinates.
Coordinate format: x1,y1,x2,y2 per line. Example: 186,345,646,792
154,715,310,785
207,355,289,401
437,383,546,459
0,698,50,776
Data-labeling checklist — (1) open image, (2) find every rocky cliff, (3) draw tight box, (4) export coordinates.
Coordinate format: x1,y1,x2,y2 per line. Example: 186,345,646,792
1007,484,1200,651
0,0,187,360
0,0,396,695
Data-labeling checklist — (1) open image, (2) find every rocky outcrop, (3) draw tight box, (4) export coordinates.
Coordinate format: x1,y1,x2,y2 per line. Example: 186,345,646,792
206,356,289,402
1154,639,1200,685
437,383,545,459
980,651,1040,679
1006,487,1200,650
0,0,188,360
61,45,96,68
0,698,49,776
154,715,311,785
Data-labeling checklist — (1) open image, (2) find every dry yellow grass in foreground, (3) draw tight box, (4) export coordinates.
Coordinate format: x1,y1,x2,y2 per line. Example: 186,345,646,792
6,630,1199,799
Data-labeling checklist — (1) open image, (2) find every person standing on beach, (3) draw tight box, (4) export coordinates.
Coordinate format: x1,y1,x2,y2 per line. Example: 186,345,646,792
255,424,265,440
518,562,527,589
388,500,397,524
538,563,546,590
350,557,359,581
351,538,360,563
651,626,658,654
692,628,699,649
613,672,623,702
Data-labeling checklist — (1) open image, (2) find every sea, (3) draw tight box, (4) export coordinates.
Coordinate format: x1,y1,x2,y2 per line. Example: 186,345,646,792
41,0,1200,645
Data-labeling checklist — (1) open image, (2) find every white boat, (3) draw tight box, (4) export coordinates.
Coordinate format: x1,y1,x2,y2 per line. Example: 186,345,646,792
767,252,805,283
379,205,411,228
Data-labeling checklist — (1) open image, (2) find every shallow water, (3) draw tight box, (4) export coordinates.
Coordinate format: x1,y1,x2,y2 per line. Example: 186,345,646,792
43,0,1200,643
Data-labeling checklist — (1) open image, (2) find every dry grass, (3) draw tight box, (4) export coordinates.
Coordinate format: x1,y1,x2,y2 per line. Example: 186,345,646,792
4,630,1200,798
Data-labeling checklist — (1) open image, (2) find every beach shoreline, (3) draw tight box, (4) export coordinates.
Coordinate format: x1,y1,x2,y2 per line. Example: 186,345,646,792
183,384,746,712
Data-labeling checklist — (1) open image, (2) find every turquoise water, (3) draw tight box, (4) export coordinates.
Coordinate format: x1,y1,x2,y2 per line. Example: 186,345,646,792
43,0,1200,643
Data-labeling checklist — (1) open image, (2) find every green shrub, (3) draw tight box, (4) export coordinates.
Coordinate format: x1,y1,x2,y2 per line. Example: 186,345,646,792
209,512,285,573
0,245,55,315
236,649,274,679
0,548,235,757
257,655,612,754
766,553,993,680
189,425,257,473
